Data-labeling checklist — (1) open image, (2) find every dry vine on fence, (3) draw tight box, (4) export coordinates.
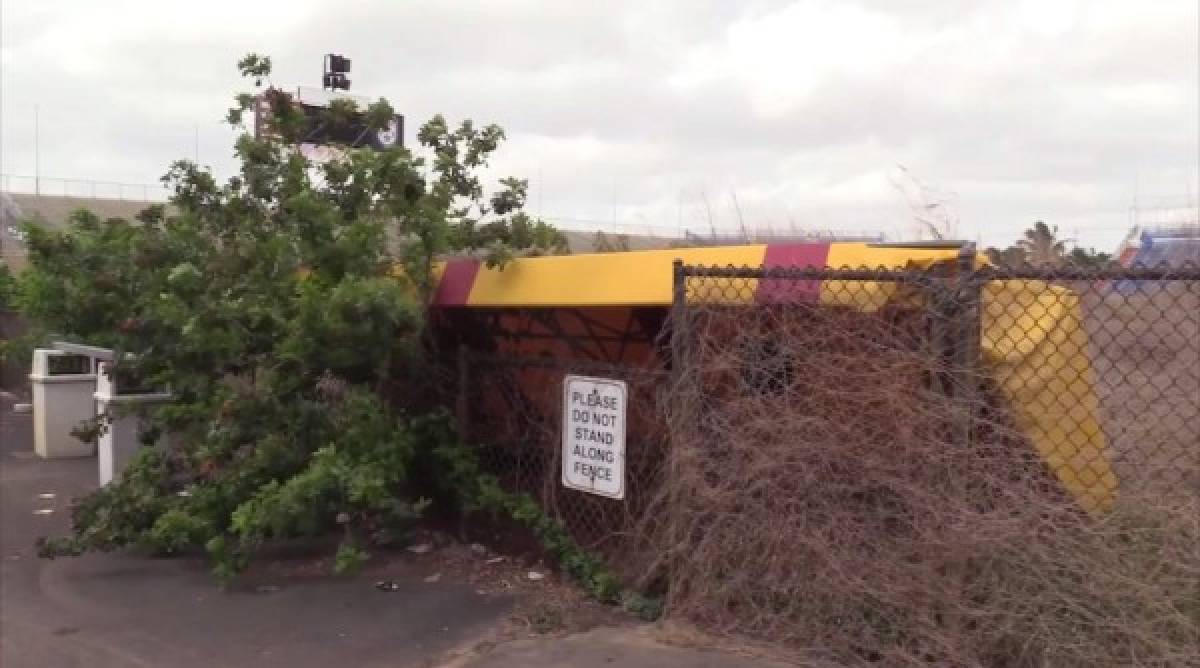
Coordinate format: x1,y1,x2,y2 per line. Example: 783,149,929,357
661,273,1199,667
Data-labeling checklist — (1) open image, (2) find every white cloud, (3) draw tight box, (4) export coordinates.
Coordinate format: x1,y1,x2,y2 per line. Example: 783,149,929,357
0,0,1196,251
672,2,921,117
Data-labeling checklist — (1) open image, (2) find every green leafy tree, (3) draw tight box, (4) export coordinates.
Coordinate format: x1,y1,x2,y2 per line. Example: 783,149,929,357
27,54,564,577
0,262,15,311
1066,246,1114,269
985,245,1028,268
1015,221,1066,267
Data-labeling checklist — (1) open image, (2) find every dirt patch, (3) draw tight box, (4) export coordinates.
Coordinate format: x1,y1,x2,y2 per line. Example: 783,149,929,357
439,624,798,668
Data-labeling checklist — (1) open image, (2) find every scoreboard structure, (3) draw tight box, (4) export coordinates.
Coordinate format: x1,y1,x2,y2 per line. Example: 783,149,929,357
254,55,404,159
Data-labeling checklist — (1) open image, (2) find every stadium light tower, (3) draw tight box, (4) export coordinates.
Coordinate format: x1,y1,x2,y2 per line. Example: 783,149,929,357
323,54,351,91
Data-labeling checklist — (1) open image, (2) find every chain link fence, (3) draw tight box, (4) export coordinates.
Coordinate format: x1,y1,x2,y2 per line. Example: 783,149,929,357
457,353,669,585
448,261,1199,665
665,261,1199,665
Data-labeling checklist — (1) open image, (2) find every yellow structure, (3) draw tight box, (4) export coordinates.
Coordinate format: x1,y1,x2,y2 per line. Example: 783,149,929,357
430,242,1116,511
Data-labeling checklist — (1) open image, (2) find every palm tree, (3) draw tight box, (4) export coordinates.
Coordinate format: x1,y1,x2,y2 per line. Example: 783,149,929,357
1016,221,1066,267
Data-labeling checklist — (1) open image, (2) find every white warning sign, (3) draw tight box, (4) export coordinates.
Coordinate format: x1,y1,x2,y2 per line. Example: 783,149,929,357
562,375,627,500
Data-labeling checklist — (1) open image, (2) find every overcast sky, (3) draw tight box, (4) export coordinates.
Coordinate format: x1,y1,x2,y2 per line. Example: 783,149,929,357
2,0,1198,249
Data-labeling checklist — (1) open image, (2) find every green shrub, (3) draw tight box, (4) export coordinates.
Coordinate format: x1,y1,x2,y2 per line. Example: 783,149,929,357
31,53,564,580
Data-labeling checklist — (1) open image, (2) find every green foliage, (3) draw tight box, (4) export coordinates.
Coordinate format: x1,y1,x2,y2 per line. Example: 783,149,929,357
26,54,564,580
421,414,662,618
1067,246,1115,268
236,53,272,86
988,221,1100,269
1016,220,1066,267
333,540,371,575
0,262,16,310
985,245,1028,268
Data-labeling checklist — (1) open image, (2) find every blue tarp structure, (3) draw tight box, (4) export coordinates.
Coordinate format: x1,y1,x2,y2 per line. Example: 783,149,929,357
1115,225,1200,293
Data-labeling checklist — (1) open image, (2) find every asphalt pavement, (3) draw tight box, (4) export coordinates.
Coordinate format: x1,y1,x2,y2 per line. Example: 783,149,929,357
0,395,793,668
0,396,511,668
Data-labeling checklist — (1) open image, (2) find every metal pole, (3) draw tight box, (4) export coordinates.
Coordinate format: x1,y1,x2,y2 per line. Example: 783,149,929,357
666,259,688,613
954,244,980,448
456,344,470,443
610,179,617,228
34,105,40,195
677,190,683,238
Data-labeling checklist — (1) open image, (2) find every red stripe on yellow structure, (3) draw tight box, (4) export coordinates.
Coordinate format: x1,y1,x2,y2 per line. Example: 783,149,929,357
433,259,481,306
756,243,830,303
462,245,769,307
421,242,1115,512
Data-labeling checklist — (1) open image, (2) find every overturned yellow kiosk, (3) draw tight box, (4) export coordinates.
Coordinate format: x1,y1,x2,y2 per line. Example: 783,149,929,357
428,241,1117,512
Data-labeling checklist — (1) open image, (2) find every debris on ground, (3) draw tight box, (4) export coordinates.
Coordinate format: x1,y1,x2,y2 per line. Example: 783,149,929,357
469,543,488,556
253,527,637,661
375,580,402,592
255,585,281,594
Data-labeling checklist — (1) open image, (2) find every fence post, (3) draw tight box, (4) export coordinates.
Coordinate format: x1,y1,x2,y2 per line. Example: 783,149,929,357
665,259,690,613
954,245,980,448
456,344,470,443
929,267,952,399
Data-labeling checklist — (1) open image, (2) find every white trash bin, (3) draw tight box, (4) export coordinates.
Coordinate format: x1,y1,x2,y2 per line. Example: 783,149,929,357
94,361,172,485
29,349,97,459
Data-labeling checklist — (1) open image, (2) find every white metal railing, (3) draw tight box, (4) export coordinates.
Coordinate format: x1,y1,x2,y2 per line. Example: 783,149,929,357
540,215,887,243
1,174,891,244
1,174,169,202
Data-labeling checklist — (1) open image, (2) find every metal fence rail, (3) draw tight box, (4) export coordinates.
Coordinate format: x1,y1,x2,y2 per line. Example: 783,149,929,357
1,174,169,202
